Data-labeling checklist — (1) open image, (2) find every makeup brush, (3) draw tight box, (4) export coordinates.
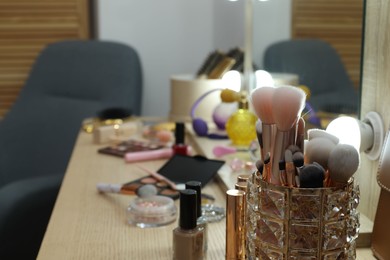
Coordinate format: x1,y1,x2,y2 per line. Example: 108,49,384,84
255,119,264,160
327,144,360,185
212,145,250,158
292,151,304,187
270,86,306,185
287,145,301,154
136,184,158,198
299,164,325,188
307,128,339,144
296,117,305,152
304,137,336,170
250,86,276,165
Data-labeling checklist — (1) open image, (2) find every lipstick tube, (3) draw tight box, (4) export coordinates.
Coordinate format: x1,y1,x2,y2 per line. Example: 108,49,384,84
124,148,173,163
226,189,246,260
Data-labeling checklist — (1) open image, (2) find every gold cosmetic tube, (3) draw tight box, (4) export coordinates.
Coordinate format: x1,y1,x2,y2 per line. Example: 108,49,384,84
237,174,250,183
235,181,248,193
226,189,246,260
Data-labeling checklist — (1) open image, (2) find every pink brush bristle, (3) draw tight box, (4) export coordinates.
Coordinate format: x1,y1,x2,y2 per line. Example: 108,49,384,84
272,86,306,131
250,86,275,124
269,86,306,185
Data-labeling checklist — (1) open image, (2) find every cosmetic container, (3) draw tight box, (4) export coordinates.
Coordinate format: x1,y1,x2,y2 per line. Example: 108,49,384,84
186,181,208,251
225,92,257,146
173,189,206,260
173,122,189,155
246,177,360,259
226,189,246,260
127,195,176,228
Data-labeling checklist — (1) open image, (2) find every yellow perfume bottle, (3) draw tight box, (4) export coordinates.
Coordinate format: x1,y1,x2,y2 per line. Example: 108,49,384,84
225,91,257,146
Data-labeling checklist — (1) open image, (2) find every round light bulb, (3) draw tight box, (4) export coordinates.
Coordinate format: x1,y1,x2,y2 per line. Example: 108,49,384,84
326,116,361,152
222,70,241,92
255,70,274,88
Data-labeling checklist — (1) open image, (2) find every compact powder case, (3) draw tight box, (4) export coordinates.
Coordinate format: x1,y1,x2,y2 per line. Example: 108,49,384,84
127,195,177,228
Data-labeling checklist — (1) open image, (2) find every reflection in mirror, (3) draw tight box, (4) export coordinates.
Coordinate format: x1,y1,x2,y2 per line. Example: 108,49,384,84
252,0,364,129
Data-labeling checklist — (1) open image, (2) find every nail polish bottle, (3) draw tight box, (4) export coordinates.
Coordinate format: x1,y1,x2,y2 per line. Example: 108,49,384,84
185,181,208,251
173,189,206,260
173,122,189,155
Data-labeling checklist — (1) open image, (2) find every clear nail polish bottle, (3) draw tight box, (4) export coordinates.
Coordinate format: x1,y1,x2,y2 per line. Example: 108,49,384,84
173,189,206,260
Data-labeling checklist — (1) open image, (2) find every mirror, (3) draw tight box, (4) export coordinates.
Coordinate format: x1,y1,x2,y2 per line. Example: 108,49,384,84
252,0,364,129
215,0,363,129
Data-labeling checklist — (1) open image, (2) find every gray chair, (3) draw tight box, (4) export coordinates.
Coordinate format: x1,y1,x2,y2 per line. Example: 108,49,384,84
263,39,359,114
0,40,142,259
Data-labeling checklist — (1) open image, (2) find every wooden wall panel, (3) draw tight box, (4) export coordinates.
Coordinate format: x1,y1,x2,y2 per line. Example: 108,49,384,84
0,0,90,117
292,0,364,90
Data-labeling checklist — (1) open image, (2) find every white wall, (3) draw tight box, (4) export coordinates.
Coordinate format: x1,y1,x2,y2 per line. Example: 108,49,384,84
97,0,291,117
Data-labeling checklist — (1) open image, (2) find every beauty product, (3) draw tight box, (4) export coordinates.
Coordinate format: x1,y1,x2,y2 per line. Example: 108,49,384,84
226,189,246,260
299,164,325,188
124,148,173,163
271,86,306,185
237,174,250,183
327,143,360,186
185,181,208,251
285,149,296,187
173,189,206,260
263,152,271,182
173,122,189,155
127,195,177,228
235,182,248,193
251,86,276,165
278,160,287,186
98,139,165,157
225,91,257,146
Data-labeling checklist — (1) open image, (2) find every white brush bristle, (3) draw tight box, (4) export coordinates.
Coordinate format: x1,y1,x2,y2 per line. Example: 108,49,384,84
308,128,339,144
272,86,306,131
305,137,336,169
250,86,275,124
328,144,360,183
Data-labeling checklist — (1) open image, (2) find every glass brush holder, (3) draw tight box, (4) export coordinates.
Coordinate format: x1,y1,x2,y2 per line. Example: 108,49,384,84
246,172,360,259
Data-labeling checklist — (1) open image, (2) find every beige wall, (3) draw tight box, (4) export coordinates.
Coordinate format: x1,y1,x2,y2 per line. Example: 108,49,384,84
357,0,390,221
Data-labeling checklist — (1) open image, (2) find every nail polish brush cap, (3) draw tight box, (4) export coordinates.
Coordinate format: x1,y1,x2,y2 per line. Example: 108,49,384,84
175,122,185,144
185,181,202,218
179,189,197,230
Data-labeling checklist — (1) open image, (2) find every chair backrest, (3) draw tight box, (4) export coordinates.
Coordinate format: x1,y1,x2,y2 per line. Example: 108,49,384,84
0,40,142,186
263,39,359,114
263,39,354,95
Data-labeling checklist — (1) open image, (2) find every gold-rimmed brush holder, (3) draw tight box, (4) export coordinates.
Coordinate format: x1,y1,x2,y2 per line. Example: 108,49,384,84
246,173,360,259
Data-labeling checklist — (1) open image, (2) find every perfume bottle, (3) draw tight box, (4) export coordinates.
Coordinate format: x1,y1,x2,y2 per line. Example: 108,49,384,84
225,91,257,146
173,122,189,155
173,189,206,260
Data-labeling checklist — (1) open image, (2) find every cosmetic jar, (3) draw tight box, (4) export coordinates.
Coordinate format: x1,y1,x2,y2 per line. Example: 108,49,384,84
127,195,177,228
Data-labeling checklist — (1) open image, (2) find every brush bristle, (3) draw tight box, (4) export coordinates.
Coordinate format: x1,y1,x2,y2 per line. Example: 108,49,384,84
272,86,306,131
307,128,339,144
250,86,275,124
328,144,360,183
305,137,336,169
292,152,304,167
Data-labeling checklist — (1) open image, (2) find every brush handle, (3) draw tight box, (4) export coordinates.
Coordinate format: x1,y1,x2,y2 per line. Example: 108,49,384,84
262,124,275,162
271,130,291,185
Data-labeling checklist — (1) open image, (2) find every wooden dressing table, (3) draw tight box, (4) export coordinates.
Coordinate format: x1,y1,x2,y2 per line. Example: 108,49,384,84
37,122,375,259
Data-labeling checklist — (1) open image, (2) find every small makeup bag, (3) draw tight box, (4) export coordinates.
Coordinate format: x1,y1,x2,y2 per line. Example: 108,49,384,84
372,130,390,260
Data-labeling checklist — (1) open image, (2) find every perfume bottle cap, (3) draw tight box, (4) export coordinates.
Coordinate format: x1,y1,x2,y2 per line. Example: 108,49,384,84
179,189,197,230
185,181,202,218
175,122,185,144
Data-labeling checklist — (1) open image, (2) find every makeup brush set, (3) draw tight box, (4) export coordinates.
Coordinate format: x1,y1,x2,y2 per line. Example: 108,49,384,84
250,85,360,188
245,85,361,258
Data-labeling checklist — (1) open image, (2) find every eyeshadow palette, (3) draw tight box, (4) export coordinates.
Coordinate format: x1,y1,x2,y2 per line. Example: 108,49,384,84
98,139,166,157
121,175,180,199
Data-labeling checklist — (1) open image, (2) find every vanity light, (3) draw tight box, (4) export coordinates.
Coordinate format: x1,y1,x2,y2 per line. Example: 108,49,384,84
222,70,242,92
255,70,274,87
326,111,385,160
